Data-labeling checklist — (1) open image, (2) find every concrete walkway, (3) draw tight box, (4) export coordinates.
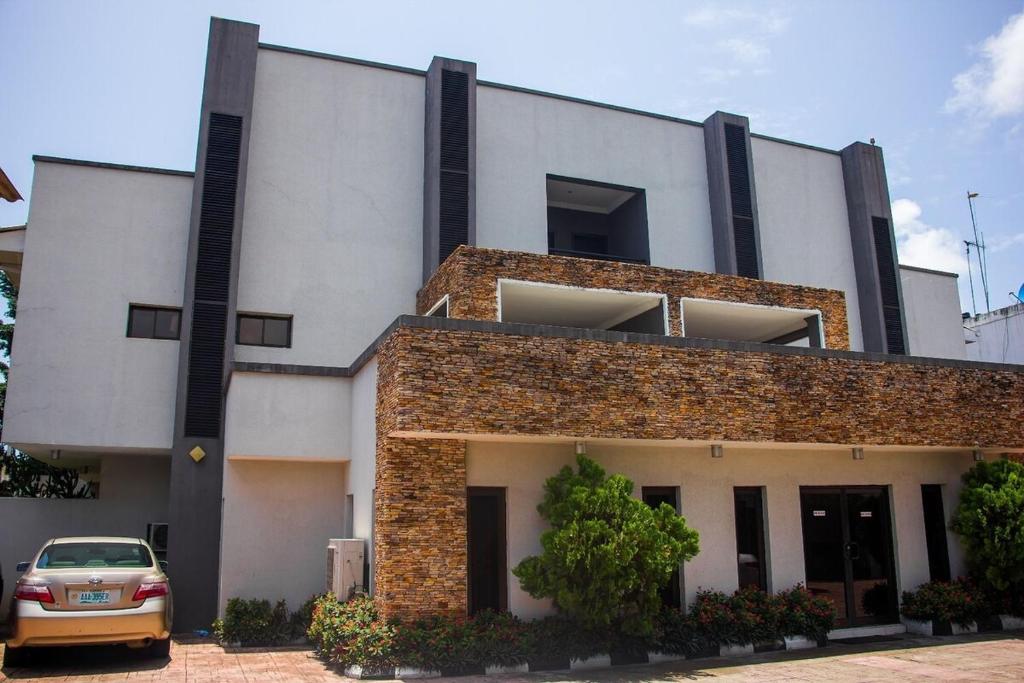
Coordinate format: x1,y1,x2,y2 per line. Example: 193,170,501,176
2,632,1024,681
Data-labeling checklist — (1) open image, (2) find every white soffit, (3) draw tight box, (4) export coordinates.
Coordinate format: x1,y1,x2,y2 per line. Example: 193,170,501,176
546,178,634,214
682,298,815,343
500,280,663,330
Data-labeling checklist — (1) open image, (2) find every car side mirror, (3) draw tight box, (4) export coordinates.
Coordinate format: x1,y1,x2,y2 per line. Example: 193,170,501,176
159,560,169,574
16,561,30,572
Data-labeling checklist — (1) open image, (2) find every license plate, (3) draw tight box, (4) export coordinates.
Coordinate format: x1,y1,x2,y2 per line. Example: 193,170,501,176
73,590,113,605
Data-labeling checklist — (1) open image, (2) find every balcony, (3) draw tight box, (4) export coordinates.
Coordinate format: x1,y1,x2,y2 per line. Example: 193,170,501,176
418,246,850,349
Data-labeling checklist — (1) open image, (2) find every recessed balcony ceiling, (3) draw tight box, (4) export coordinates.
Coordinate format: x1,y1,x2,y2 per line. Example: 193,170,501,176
499,280,665,332
546,178,635,214
681,298,819,345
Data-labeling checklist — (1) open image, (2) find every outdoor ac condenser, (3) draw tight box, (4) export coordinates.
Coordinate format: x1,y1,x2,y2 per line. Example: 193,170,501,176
326,538,365,601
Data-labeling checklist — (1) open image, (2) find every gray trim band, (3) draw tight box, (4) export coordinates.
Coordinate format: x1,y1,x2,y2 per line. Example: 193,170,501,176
233,315,1024,378
32,155,194,178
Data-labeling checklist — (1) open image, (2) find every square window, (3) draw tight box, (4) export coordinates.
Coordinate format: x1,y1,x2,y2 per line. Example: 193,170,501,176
237,316,264,346
154,309,180,340
263,317,290,347
128,308,156,338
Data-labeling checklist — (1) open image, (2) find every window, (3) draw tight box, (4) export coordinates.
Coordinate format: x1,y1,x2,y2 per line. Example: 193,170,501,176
921,485,951,582
127,305,181,340
546,175,649,264
681,298,824,348
37,542,153,569
734,487,768,591
237,313,292,347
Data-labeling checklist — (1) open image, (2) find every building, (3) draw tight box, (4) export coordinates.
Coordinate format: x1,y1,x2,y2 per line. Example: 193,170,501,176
964,302,1024,365
1,18,1021,633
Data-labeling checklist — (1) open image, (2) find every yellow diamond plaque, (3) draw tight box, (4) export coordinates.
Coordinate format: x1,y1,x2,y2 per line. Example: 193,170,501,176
189,446,206,463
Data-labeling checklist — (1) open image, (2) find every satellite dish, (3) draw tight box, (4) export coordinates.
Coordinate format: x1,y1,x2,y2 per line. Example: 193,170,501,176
1018,282,1024,302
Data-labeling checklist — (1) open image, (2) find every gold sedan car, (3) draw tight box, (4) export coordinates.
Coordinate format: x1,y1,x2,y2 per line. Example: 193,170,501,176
4,537,172,666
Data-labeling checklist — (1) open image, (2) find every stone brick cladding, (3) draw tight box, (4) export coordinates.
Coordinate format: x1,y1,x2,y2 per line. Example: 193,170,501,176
380,325,1024,450
417,246,851,350
375,334,467,620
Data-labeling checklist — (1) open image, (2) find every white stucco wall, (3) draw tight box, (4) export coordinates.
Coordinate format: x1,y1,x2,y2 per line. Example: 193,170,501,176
899,266,967,360
467,441,969,620
348,358,378,558
224,372,351,461
751,138,864,351
0,454,170,615
5,162,191,453
236,49,424,368
965,303,1023,365
476,86,715,272
219,460,346,613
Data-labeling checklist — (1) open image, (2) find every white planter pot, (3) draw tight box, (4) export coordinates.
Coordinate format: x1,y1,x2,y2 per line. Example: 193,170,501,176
783,635,817,650
344,665,395,679
484,663,529,675
647,651,685,664
569,654,611,670
951,622,978,635
1000,615,1024,631
719,643,755,657
395,667,440,679
903,618,934,636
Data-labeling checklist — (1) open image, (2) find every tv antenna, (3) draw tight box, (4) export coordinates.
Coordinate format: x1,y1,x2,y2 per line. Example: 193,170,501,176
964,191,990,315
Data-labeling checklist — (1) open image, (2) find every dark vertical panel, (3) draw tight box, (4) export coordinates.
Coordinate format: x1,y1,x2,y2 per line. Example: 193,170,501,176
724,123,759,279
734,487,767,591
184,113,241,437
438,70,470,264
467,487,507,614
642,487,682,608
872,216,906,355
921,485,952,582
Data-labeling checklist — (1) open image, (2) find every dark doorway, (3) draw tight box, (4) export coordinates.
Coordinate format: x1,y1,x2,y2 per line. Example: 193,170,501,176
921,485,951,582
799,487,898,627
467,487,507,614
733,487,768,591
642,486,682,608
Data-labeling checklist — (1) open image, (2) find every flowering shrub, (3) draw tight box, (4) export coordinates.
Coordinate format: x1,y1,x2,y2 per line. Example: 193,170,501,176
685,585,834,646
900,579,986,626
212,598,294,646
307,593,398,670
776,585,837,642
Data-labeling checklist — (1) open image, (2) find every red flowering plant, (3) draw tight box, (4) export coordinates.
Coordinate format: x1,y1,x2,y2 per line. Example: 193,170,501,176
900,579,987,627
776,584,836,643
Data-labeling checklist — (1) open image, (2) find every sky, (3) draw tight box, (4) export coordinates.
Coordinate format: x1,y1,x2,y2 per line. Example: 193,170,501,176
1,0,1022,315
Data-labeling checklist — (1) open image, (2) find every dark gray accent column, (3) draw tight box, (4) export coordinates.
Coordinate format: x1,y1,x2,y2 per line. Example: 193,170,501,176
805,315,823,349
168,17,258,631
422,56,476,283
840,142,909,354
703,111,764,279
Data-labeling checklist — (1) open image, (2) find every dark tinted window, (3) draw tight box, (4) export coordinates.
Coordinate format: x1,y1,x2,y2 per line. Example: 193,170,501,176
37,542,153,568
128,305,180,340
236,314,291,348
734,487,767,590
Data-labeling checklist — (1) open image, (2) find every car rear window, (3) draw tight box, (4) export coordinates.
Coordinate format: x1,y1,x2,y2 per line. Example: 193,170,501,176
36,543,153,569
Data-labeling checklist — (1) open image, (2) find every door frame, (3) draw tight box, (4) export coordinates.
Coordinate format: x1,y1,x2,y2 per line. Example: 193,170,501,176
799,485,899,627
466,486,508,614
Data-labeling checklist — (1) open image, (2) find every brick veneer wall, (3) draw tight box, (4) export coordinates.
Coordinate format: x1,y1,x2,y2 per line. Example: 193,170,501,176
375,334,468,620
417,246,851,350
380,325,1024,449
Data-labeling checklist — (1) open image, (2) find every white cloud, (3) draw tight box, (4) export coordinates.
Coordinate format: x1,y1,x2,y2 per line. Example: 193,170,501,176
718,38,770,66
946,10,1024,118
683,7,790,34
990,231,1024,253
891,198,968,275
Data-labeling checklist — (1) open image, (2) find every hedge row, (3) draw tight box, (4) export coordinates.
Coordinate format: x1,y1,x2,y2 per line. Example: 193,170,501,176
306,585,835,671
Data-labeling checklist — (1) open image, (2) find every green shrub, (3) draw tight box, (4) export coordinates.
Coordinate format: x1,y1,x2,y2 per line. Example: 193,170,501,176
776,585,836,642
952,459,1024,592
512,455,700,637
213,598,293,646
900,579,986,626
290,595,320,640
307,593,398,670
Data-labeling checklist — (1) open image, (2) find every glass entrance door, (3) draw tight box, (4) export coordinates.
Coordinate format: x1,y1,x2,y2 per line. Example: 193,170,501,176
800,487,897,627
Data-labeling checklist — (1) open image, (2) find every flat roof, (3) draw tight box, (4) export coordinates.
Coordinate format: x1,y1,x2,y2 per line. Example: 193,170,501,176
32,155,194,178
257,42,842,157
899,263,959,279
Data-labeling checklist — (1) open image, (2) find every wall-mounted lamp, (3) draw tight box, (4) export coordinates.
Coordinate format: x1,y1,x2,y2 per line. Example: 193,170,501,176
852,447,864,461
711,444,724,458
973,450,984,463
49,449,61,461
575,441,587,456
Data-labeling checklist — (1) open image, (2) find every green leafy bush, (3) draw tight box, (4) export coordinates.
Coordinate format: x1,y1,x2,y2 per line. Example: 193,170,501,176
776,585,836,642
307,593,397,670
213,598,293,646
512,455,700,637
900,579,986,626
952,459,1024,592
685,585,834,646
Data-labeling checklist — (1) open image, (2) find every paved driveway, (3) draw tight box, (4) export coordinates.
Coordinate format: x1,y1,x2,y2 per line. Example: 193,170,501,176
3,632,1024,681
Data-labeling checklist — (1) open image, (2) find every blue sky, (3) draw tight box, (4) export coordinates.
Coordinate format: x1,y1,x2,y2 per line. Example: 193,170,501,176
2,0,1022,314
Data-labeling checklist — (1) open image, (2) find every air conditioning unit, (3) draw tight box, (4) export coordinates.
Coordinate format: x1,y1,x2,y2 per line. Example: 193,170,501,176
326,538,365,601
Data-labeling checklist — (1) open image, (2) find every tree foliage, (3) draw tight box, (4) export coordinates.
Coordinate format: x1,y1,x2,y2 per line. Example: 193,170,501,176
951,459,1024,591
512,455,700,636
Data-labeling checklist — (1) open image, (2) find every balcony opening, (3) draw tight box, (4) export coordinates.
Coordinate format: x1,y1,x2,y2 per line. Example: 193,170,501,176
499,279,667,334
546,175,649,264
680,298,824,348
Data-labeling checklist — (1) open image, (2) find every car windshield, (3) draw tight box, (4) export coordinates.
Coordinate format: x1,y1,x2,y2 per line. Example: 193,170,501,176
36,543,153,569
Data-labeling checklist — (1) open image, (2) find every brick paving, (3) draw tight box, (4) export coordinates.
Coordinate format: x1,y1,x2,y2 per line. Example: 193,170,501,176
3,632,1024,682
